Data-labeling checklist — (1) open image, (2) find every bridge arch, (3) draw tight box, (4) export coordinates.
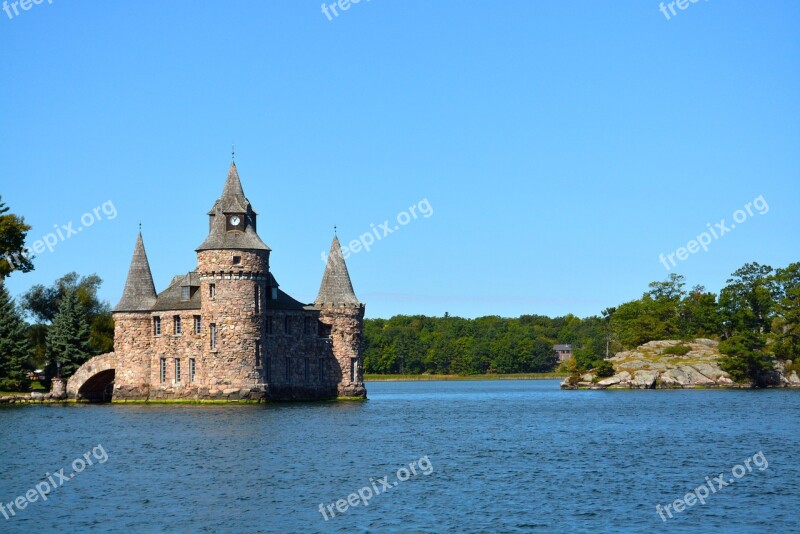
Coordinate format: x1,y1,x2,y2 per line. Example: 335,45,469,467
66,353,117,402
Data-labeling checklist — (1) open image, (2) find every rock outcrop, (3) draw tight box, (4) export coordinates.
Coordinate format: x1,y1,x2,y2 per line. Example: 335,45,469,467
561,339,800,390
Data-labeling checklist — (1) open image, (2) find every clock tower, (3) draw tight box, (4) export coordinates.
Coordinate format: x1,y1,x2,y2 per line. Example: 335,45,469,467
196,161,271,392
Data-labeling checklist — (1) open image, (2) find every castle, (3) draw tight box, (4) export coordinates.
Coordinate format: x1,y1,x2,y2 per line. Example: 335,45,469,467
71,161,366,402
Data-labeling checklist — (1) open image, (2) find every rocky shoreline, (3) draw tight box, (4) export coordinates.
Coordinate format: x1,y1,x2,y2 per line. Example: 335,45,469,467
561,339,800,390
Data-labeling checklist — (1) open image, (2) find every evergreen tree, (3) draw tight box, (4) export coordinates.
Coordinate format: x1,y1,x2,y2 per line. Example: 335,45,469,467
0,282,32,391
45,288,91,378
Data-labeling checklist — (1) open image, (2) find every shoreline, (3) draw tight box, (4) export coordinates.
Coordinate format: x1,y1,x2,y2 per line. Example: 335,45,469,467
364,373,568,382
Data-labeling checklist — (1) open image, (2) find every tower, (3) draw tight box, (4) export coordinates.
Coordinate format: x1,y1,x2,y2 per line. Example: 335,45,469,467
112,231,157,400
196,162,270,391
315,235,366,398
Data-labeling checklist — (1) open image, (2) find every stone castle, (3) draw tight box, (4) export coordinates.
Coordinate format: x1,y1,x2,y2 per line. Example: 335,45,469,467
67,161,366,402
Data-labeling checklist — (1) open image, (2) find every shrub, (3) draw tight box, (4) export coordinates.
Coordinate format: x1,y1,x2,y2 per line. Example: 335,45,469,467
662,344,691,356
594,360,615,378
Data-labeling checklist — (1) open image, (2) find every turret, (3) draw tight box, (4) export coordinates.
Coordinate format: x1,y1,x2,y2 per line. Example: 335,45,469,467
316,235,366,398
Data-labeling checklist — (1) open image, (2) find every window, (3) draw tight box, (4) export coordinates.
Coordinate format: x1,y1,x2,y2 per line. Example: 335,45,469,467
160,357,166,383
265,358,271,381
266,316,273,335
254,285,260,314
255,340,261,367
180,286,190,301
318,358,325,382
350,358,358,382
232,255,241,265
304,317,310,335
175,358,181,383
318,321,331,338
189,358,196,383
284,316,290,335
271,287,278,300
153,316,161,336
193,315,201,335
304,358,310,383
210,323,217,349
174,315,182,335
209,283,216,299
285,358,290,382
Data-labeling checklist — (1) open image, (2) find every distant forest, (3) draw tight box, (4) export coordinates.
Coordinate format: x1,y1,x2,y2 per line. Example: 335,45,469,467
363,262,800,378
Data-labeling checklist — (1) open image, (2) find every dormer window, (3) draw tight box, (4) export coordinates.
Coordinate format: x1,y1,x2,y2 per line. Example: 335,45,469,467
180,286,190,301
233,255,241,265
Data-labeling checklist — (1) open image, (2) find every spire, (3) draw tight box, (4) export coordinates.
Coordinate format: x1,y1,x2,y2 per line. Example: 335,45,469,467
114,232,157,312
316,235,359,306
217,161,250,213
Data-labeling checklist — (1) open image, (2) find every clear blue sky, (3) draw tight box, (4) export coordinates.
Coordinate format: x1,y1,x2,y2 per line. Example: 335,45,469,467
1,1,798,319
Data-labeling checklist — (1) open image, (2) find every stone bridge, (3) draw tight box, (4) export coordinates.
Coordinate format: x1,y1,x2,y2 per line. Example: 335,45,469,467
66,353,117,402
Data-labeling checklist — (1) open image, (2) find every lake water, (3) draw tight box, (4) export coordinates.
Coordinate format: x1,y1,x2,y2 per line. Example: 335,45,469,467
0,380,798,533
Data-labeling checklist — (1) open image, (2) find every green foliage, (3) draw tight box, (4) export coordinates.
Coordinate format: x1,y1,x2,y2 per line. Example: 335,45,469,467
0,282,32,391
21,272,114,364
593,359,615,378
0,196,34,280
718,332,773,386
45,288,92,378
772,262,800,360
662,344,691,356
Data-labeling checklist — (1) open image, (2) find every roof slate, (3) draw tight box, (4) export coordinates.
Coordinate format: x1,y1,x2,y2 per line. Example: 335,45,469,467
315,236,359,306
113,232,158,312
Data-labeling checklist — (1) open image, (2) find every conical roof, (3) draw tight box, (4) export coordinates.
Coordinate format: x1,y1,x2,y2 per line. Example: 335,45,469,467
211,162,250,214
114,232,157,312
315,235,359,306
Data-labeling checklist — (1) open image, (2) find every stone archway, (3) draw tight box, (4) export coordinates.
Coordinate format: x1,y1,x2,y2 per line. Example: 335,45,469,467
66,353,117,402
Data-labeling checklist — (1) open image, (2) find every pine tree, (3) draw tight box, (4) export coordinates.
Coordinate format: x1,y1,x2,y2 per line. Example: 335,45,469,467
0,282,32,391
46,288,91,378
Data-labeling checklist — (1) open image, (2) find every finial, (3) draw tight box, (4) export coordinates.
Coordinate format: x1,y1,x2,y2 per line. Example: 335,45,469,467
139,222,142,232
334,225,337,235
232,143,235,161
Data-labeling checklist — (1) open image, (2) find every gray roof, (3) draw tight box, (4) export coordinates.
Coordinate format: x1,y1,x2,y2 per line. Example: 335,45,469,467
114,232,158,312
197,162,271,252
315,236,359,306
266,289,310,311
152,271,202,311
553,344,573,351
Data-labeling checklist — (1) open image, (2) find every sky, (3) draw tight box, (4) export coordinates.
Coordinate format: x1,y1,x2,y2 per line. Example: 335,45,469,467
1,0,798,320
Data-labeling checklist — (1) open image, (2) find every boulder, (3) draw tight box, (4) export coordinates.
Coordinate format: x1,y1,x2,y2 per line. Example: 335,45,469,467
789,371,800,387
690,362,728,380
597,371,631,387
678,365,716,386
661,368,691,387
631,370,659,389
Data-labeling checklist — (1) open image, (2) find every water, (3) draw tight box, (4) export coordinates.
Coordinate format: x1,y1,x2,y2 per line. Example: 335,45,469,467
0,380,798,533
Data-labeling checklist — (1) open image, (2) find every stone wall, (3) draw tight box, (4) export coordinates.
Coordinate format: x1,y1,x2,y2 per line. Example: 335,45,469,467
319,304,366,398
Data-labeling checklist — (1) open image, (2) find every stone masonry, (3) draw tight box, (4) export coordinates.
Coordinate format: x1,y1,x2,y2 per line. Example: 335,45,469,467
68,161,366,402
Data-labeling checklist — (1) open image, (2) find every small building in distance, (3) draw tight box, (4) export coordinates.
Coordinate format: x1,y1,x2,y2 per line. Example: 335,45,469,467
553,344,573,362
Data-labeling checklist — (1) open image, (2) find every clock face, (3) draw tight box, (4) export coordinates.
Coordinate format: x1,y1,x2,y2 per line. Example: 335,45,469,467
230,215,241,226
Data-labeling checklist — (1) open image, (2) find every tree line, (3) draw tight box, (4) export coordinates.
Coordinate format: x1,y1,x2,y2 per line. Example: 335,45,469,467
1,196,797,389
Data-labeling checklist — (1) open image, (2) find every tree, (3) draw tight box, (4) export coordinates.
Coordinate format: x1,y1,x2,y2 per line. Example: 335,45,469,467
772,262,800,361
718,332,774,387
719,263,778,338
22,272,114,358
0,282,32,391
680,285,720,338
45,288,92,378
0,196,34,280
